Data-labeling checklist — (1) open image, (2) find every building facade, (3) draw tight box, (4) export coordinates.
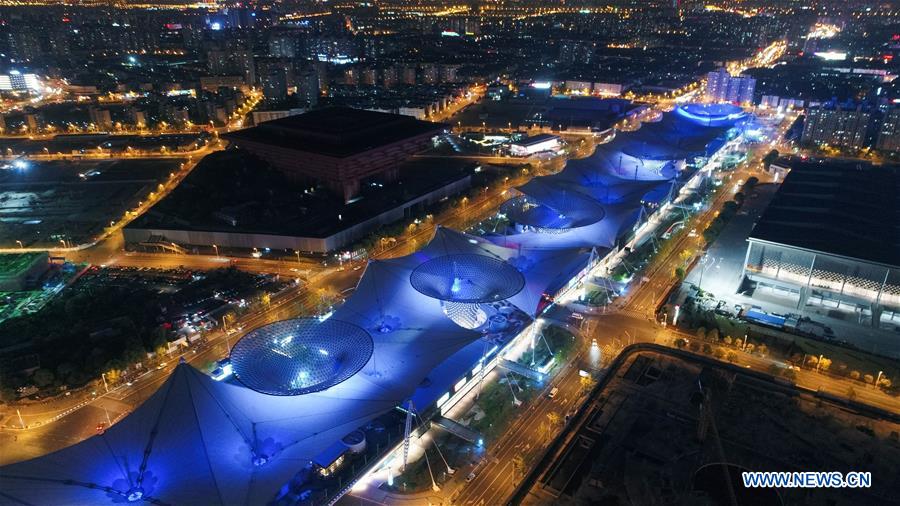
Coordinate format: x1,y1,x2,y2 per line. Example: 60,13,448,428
223,107,445,202
801,106,871,150
706,68,756,104
876,108,900,154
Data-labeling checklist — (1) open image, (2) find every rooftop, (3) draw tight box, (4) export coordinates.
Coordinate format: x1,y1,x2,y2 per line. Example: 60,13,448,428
511,134,559,147
750,160,900,267
127,150,474,239
224,107,445,158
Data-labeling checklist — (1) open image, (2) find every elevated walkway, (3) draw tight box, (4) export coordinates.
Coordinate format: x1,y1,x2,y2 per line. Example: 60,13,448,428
139,235,186,254
498,358,546,381
431,416,482,443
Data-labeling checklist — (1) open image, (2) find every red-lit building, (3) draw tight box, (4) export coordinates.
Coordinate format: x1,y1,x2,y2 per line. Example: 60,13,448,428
224,107,446,202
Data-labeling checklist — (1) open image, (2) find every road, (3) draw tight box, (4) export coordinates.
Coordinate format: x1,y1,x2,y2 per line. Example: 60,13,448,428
0,263,364,465
449,296,900,505
624,112,796,316
449,319,599,506
0,111,567,463
438,108,900,505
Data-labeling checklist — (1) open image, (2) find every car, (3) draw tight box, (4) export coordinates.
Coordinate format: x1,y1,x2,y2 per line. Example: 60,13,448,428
569,312,584,320
688,228,698,237
548,387,559,399
466,472,477,483
96,423,106,435
734,304,743,313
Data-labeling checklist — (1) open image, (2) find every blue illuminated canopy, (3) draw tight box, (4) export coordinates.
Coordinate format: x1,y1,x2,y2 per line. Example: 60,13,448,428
676,103,747,126
409,253,525,303
230,318,374,396
500,192,606,232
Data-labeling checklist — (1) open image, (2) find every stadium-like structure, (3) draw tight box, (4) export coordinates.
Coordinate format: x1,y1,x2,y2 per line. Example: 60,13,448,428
0,104,747,505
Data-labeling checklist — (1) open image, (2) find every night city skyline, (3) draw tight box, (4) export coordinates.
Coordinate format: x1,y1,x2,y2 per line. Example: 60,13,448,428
0,1,898,505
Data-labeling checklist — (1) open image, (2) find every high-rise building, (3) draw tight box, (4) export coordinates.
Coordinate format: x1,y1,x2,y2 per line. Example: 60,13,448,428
705,68,756,104
268,33,298,58
232,50,256,86
297,68,319,108
262,68,288,103
876,108,900,154
207,48,256,85
801,106,871,151
402,66,416,85
421,64,439,84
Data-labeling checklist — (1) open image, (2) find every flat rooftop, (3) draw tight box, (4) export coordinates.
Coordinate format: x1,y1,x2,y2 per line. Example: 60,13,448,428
224,107,445,158
749,160,900,267
127,149,473,239
512,134,559,147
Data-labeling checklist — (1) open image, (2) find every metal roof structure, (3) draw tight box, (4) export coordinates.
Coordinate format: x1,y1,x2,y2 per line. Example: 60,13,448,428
410,254,526,303
0,104,742,505
230,318,374,396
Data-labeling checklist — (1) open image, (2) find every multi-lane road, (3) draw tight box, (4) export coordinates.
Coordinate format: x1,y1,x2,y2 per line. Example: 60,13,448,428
0,125,572,465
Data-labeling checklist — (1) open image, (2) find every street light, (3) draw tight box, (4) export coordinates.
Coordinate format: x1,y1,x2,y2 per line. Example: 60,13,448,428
213,244,219,258
697,255,720,293
15,240,23,249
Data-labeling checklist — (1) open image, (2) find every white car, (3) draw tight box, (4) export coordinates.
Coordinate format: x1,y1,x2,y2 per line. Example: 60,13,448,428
466,472,476,483
570,312,584,320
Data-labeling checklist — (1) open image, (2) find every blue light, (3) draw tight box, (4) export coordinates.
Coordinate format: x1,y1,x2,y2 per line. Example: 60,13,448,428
210,21,222,30
451,276,463,294
126,488,144,502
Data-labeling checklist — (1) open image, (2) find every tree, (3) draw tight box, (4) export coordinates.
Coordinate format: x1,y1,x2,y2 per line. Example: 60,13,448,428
512,455,526,481
726,351,739,363
864,374,875,385
546,412,561,436
745,343,755,354
579,375,593,394
818,357,832,372
707,328,720,342
695,327,707,340
805,355,819,369
702,343,713,355
675,266,686,280
674,338,687,349
756,344,768,357
32,368,55,388
0,386,17,402
849,370,861,381
713,347,726,359
723,336,733,346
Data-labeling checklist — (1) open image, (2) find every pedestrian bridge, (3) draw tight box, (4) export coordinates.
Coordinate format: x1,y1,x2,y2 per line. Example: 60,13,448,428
498,358,546,381
432,416,483,443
